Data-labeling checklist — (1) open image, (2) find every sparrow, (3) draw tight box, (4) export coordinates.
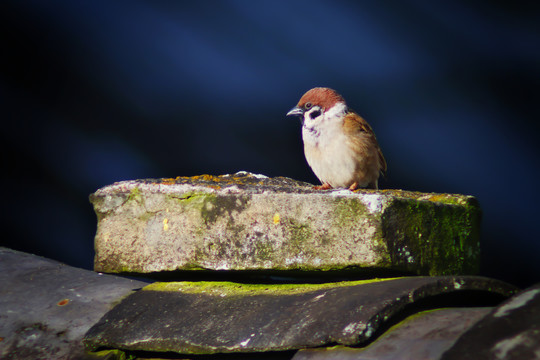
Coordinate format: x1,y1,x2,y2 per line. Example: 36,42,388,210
286,87,386,190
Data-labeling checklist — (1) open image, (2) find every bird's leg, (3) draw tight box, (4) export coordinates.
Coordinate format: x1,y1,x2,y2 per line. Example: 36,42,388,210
314,183,332,190
348,182,359,191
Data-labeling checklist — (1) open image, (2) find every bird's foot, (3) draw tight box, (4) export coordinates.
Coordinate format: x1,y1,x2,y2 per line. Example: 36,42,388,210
314,183,332,190
348,182,359,191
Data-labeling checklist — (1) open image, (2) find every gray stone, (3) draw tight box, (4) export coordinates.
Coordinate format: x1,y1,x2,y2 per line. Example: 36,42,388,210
83,276,516,355
90,172,481,275
442,283,540,360
293,308,491,360
0,248,147,360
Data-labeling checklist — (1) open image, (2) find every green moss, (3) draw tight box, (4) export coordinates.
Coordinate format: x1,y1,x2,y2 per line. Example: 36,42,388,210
427,194,468,205
170,191,214,202
227,223,247,241
253,239,274,261
331,197,391,267
382,197,481,276
380,189,474,206
286,217,313,248
123,187,155,221
84,349,134,360
167,192,218,222
171,191,246,233
126,187,143,203
137,211,154,222
371,233,392,267
143,277,402,295
173,263,208,271
332,197,369,225
199,194,250,225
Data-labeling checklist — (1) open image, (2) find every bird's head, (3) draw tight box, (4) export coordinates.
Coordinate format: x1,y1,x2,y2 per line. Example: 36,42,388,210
286,87,347,124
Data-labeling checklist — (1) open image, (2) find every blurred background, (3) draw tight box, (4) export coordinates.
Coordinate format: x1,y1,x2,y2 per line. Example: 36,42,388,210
2,1,539,287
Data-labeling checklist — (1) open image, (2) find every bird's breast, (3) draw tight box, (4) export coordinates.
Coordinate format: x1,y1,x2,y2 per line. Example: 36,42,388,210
302,123,358,187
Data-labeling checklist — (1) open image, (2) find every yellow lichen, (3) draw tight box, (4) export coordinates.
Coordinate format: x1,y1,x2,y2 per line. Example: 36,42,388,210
163,218,169,231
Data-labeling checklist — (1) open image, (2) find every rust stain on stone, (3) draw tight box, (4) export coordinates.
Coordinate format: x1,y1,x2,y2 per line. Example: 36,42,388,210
57,299,70,306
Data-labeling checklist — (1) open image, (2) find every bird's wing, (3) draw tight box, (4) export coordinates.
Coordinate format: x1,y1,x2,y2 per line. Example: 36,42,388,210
343,111,387,177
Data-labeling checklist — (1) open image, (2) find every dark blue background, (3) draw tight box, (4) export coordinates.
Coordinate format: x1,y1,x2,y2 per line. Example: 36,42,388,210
2,1,539,287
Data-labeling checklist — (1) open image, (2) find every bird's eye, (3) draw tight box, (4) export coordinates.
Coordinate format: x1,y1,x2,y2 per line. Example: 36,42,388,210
305,102,312,110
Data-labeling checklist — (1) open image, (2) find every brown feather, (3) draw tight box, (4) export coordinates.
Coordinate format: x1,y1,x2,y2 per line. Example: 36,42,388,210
342,111,387,184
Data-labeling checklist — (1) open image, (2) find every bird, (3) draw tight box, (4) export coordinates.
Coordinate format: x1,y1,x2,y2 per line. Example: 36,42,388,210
286,87,386,191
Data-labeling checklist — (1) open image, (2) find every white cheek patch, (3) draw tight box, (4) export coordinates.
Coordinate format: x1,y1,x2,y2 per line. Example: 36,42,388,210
306,108,322,121
302,107,324,145
302,103,347,146
325,102,347,118
303,107,323,126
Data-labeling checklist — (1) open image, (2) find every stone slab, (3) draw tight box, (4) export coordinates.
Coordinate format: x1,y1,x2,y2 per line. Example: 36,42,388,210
90,172,481,275
442,282,540,360
292,307,491,360
83,276,516,355
0,248,147,360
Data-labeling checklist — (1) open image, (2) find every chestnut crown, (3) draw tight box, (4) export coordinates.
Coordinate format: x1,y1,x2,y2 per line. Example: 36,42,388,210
297,87,346,112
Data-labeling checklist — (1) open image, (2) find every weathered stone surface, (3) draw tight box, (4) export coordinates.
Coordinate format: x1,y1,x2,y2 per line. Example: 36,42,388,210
91,172,481,275
0,248,147,360
293,307,491,360
83,276,516,355
442,283,540,360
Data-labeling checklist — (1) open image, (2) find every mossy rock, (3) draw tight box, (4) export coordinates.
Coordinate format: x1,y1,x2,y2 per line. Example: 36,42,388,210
90,172,481,276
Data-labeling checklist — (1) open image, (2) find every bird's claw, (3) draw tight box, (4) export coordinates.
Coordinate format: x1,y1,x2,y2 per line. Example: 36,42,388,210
314,183,332,190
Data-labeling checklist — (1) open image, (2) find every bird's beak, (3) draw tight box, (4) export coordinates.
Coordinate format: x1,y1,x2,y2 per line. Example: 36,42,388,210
286,106,303,118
